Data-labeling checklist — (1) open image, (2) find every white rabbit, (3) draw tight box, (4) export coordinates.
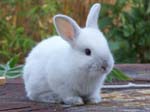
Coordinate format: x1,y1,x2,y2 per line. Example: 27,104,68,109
23,3,114,105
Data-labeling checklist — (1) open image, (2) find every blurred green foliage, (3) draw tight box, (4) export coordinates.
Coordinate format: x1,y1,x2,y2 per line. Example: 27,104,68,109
0,20,35,62
0,0,60,63
0,0,149,64
0,0,137,81
0,55,23,78
106,68,131,82
100,0,150,63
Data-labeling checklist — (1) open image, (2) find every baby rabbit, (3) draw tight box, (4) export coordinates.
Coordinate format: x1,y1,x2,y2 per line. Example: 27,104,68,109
23,3,114,105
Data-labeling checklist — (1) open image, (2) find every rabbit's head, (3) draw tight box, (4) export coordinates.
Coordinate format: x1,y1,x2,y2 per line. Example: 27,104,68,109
53,3,114,75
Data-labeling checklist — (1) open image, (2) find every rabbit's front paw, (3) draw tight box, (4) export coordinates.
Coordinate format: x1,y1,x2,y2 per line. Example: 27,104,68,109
86,95,101,104
63,96,84,105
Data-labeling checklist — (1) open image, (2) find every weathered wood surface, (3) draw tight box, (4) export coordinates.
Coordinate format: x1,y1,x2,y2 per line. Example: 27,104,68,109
0,64,150,112
0,77,6,86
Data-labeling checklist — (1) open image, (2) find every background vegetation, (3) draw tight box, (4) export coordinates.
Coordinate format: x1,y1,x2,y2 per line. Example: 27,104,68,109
0,0,149,81
100,0,150,63
0,0,150,64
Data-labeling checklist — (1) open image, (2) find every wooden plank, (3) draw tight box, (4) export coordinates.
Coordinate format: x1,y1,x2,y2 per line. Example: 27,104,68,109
0,77,6,86
116,64,150,80
0,64,150,112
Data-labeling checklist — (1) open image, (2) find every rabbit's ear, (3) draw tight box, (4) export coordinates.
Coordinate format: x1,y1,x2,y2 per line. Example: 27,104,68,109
53,14,80,43
86,3,101,28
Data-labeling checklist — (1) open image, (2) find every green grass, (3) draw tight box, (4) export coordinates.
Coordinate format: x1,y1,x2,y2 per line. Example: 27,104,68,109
0,57,23,78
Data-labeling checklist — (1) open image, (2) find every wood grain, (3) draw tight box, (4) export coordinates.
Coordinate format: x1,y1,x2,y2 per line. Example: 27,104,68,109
0,64,150,112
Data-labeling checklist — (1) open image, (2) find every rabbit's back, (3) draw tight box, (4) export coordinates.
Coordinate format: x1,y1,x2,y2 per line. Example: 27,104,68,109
27,36,68,62
23,36,69,83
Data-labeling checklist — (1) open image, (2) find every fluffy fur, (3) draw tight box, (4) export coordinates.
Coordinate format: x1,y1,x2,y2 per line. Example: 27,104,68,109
23,3,114,105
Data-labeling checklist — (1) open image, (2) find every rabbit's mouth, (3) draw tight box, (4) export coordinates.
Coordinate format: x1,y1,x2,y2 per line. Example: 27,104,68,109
87,62,109,74
101,65,107,72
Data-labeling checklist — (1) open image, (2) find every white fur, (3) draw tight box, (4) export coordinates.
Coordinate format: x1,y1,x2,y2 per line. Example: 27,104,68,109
23,3,114,105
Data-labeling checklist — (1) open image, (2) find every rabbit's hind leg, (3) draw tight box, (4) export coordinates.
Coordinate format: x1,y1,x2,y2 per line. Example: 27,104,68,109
27,90,61,103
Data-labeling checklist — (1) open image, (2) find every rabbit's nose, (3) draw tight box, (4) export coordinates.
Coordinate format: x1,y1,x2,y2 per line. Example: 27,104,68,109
101,60,108,71
101,65,106,71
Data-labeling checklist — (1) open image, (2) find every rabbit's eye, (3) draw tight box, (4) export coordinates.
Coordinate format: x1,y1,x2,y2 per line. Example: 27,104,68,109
85,48,91,56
